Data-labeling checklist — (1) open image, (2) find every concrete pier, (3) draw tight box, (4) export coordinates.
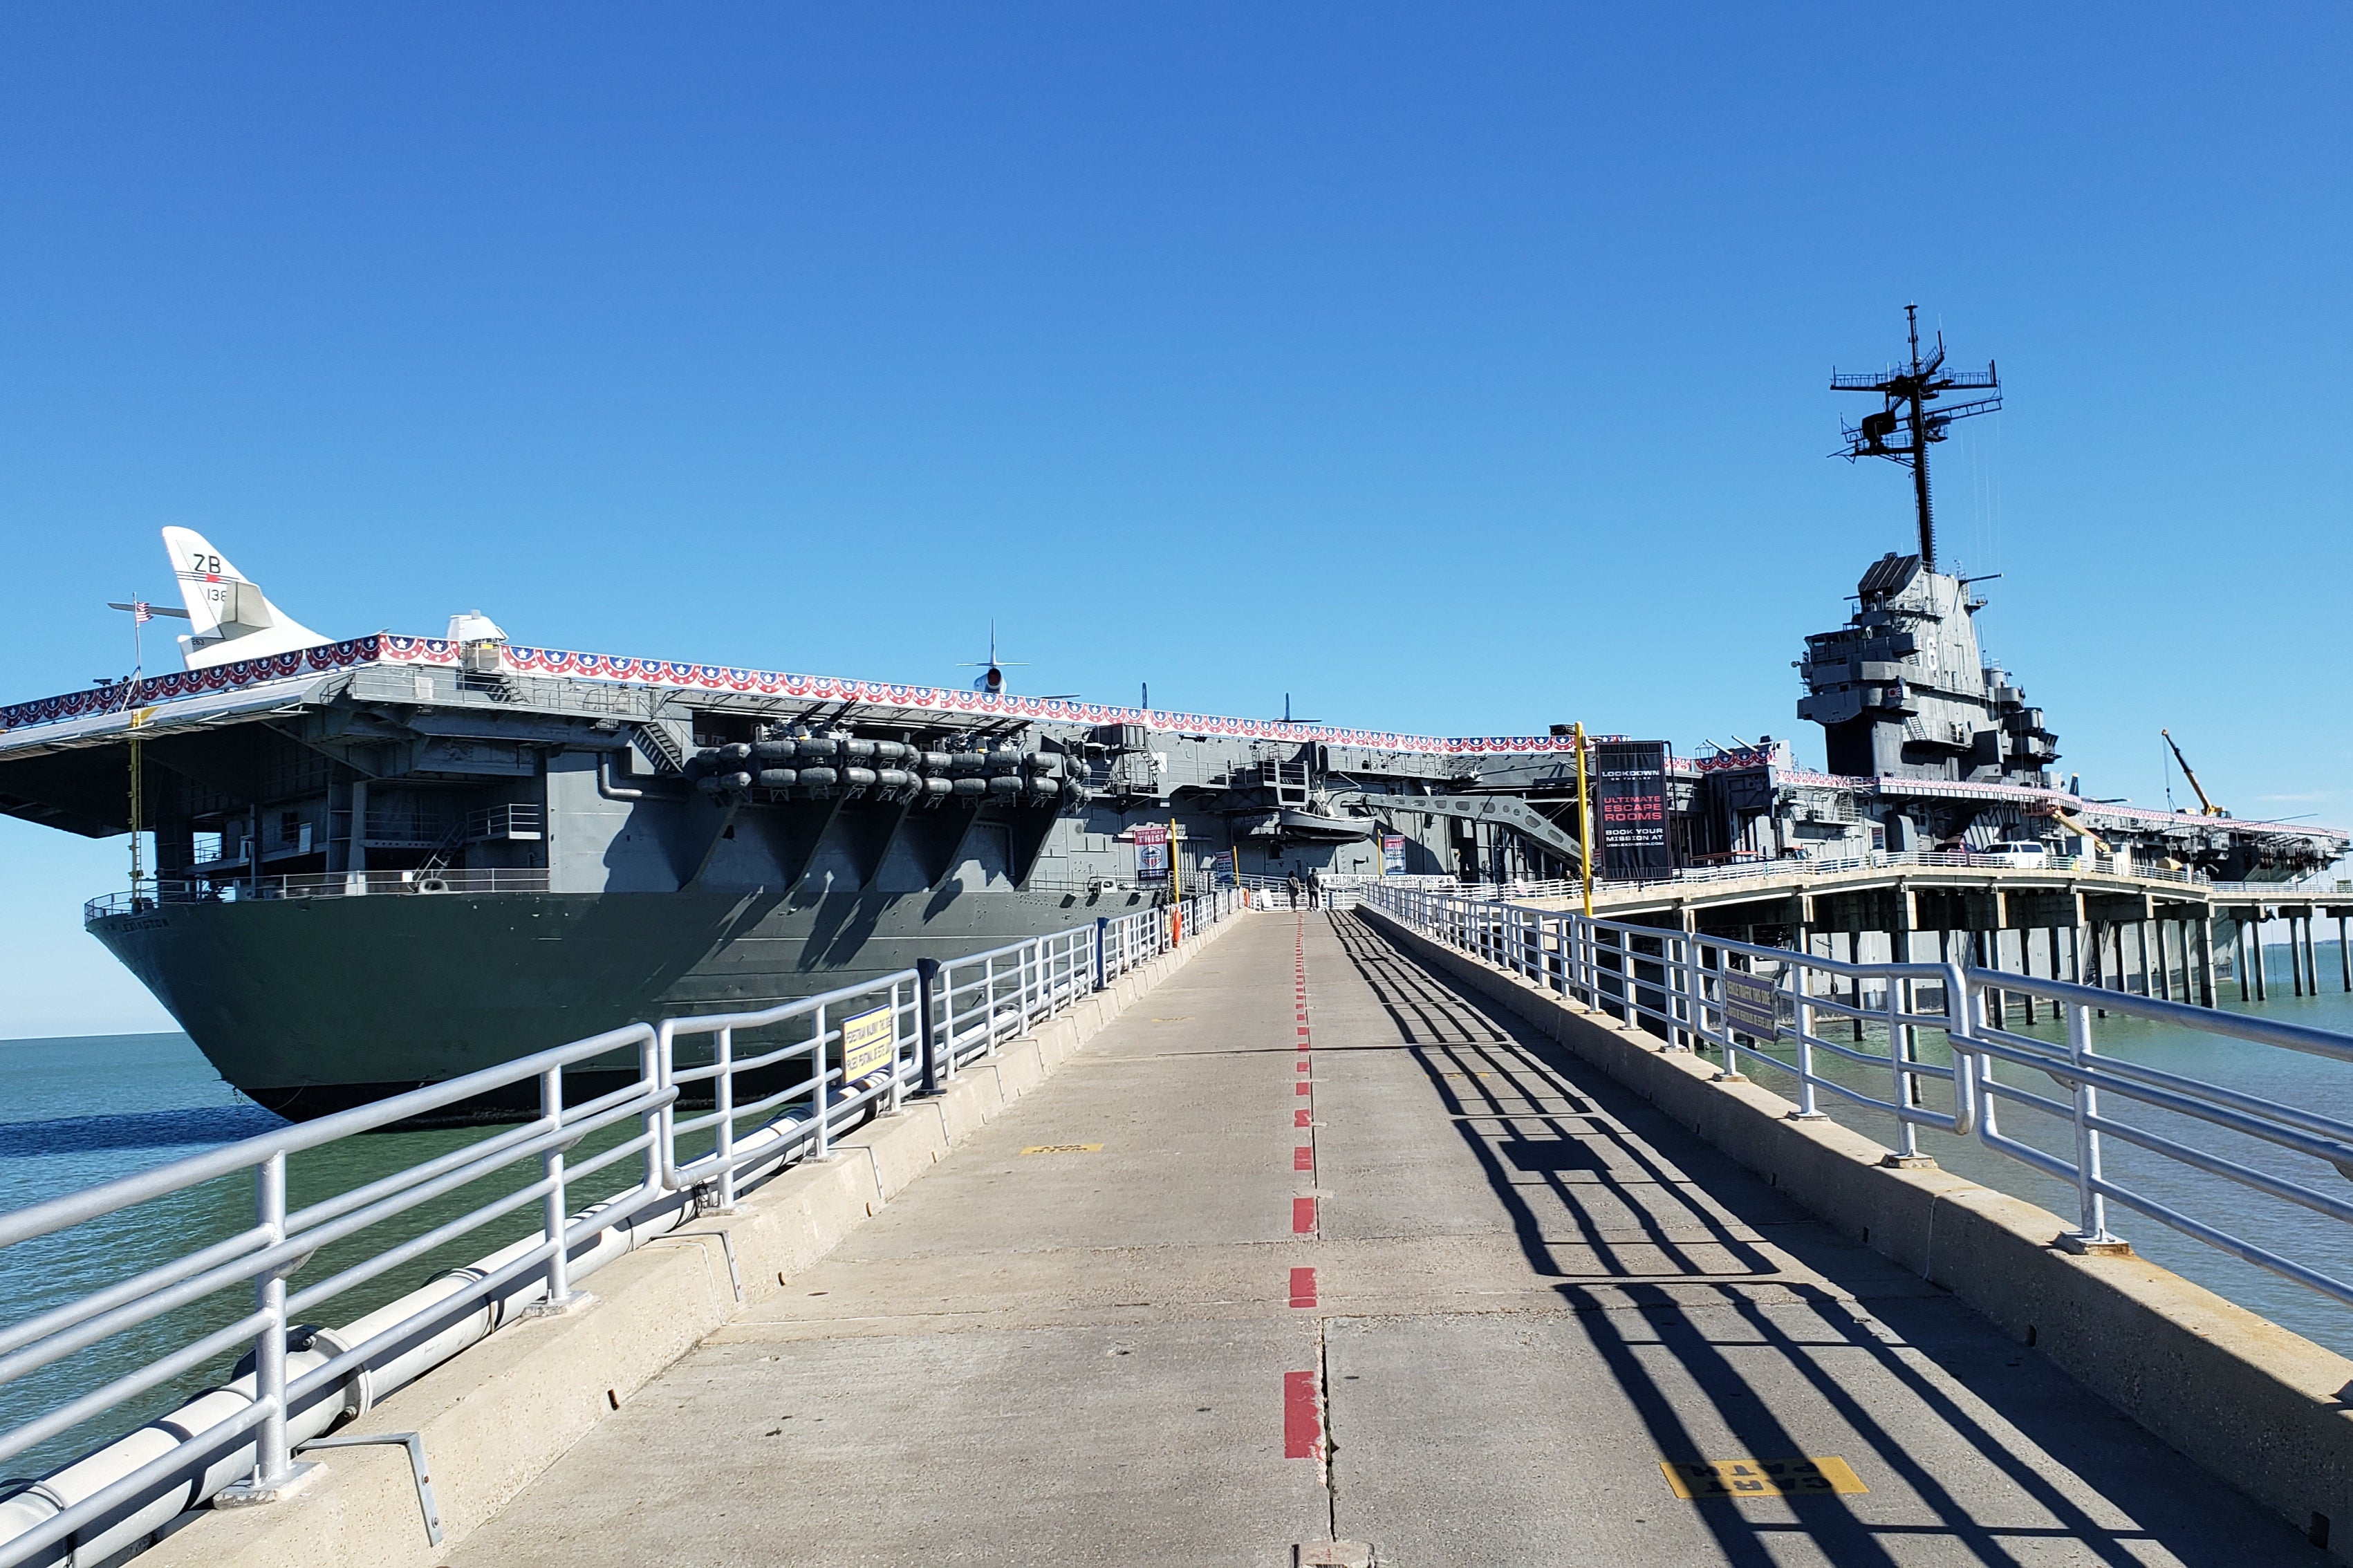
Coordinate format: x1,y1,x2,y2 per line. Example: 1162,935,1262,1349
430,911,2325,1567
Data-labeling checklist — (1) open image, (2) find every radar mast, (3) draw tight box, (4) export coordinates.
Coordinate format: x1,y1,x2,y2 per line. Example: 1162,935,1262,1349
1831,305,2000,570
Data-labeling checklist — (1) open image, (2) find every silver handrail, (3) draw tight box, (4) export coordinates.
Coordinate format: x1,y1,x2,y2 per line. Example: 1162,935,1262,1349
0,886,1243,1568
1365,881,2353,1311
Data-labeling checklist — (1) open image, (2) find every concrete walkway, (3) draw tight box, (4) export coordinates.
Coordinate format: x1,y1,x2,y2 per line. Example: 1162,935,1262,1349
447,911,2325,1567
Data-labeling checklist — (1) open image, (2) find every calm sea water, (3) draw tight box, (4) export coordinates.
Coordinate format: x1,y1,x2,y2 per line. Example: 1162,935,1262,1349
6,944,2353,1482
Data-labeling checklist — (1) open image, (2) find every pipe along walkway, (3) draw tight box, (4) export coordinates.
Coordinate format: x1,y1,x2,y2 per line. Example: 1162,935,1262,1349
448,911,2327,1567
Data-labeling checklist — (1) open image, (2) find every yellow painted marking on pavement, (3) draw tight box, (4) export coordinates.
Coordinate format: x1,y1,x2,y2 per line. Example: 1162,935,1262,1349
1019,1144,1105,1155
1660,1457,1866,1498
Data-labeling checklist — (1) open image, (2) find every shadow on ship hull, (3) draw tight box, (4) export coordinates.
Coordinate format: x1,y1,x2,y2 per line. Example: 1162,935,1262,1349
89,883,1149,1126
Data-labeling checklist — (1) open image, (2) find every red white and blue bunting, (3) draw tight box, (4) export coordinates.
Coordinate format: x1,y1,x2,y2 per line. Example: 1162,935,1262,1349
2,633,1591,758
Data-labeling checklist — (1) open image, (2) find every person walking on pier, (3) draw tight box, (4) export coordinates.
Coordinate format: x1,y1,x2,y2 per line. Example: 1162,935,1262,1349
1285,871,1303,908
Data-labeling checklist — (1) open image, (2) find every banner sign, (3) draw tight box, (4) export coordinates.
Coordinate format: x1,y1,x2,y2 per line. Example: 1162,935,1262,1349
1133,823,1170,882
839,1002,895,1079
1722,971,1779,1040
1382,834,1406,874
1210,850,1236,886
1592,741,1673,879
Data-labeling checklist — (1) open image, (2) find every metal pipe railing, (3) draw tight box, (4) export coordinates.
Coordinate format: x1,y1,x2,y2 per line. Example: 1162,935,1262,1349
1364,880,2353,1316
0,888,1247,1568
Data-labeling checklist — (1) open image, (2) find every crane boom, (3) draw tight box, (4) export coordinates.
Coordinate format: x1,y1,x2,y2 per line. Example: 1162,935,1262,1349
2161,729,2226,817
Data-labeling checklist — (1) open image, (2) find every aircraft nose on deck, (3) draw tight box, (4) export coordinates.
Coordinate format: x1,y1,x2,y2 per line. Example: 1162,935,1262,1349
439,909,2330,1568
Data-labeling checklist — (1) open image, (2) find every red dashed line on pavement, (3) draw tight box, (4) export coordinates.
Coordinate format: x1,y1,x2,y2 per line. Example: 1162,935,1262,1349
1291,912,1325,1437
1284,1369,1322,1459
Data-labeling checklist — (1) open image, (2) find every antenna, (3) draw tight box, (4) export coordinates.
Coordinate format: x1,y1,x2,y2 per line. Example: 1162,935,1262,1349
1830,304,2001,570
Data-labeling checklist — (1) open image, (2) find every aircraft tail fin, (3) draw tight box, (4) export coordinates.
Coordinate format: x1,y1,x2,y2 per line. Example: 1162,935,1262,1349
162,526,333,669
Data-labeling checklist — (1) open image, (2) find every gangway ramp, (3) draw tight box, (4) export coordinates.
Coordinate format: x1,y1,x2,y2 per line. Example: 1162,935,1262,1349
439,912,2318,1567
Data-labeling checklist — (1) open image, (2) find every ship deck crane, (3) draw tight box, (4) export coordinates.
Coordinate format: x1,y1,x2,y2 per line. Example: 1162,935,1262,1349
2161,729,2228,817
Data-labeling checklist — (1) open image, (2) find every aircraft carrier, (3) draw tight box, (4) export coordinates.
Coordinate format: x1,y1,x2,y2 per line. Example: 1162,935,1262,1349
2,312,2341,1118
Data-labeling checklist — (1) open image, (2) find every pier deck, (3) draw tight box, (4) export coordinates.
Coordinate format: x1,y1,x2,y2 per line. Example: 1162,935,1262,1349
446,911,2326,1566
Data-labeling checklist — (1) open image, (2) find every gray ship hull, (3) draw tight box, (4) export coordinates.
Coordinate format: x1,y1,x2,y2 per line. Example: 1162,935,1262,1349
90,883,1148,1121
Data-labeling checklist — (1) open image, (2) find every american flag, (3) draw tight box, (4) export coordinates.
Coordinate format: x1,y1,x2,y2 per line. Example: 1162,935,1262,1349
129,601,154,624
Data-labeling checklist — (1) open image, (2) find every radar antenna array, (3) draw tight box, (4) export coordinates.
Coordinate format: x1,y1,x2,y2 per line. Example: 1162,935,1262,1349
1830,304,2000,570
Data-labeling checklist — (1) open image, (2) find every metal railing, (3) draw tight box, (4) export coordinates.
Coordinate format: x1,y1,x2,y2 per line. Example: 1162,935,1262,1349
343,664,656,720
1224,845,2223,920
0,888,1241,1567
360,812,457,848
1366,882,2353,1315
84,869,555,920
2209,877,2353,899
465,805,543,841
1589,849,2211,893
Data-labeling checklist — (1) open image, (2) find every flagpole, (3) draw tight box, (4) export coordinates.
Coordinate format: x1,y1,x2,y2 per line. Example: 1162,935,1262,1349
129,597,146,897
107,597,163,901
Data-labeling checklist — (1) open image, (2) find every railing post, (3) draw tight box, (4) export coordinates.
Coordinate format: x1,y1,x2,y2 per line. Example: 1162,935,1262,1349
541,1065,575,1300
1789,973,1824,1119
1617,931,1635,1025
1093,917,1108,991
644,1027,667,1193
1719,949,1743,1075
812,1005,832,1159
1889,976,1920,1160
887,979,911,1111
714,1026,738,1208
1673,934,1696,1053
1665,934,1684,1049
983,956,998,1051
2064,1000,2121,1249
225,1149,312,1500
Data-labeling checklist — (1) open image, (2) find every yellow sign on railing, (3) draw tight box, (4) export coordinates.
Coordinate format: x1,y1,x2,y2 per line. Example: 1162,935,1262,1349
839,1002,894,1079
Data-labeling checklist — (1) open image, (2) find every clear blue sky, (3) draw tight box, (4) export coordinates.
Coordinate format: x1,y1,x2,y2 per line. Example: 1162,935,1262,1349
3,6,2347,1032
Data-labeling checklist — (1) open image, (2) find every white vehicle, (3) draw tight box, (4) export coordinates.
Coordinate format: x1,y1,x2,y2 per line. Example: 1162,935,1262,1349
1982,840,2051,867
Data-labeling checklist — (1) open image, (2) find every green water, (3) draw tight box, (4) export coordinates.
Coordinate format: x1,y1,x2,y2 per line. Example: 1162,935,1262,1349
0,1033,658,1481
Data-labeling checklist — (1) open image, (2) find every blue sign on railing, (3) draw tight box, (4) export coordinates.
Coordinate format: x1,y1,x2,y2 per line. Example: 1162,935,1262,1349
1722,971,1777,1038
